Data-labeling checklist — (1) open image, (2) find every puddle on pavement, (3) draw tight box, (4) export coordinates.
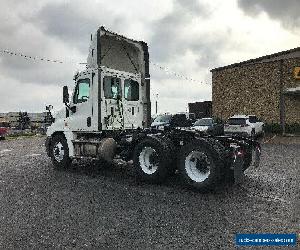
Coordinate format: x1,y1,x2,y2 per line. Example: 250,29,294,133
0,149,12,154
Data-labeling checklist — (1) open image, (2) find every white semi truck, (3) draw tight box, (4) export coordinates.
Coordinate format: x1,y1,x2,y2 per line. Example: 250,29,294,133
45,26,261,191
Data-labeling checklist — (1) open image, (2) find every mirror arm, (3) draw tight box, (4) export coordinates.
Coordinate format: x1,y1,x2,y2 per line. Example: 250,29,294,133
64,102,76,113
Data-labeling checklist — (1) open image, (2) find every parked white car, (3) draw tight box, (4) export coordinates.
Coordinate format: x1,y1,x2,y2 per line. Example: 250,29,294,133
192,118,224,135
224,115,264,137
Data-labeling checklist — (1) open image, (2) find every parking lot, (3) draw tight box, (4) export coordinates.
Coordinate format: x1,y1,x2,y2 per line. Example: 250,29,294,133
0,136,299,249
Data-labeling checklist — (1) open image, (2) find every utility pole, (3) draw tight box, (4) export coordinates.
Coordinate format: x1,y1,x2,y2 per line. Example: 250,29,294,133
155,93,158,114
279,59,286,135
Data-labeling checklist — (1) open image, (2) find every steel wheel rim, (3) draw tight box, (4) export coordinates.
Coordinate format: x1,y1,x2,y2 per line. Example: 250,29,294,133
53,142,65,162
139,147,159,174
185,150,211,182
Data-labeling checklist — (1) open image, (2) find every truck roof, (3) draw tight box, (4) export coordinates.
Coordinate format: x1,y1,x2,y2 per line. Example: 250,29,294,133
87,26,149,76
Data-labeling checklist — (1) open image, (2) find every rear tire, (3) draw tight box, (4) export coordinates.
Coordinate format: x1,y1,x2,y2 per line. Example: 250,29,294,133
133,136,174,183
49,135,71,169
178,140,224,191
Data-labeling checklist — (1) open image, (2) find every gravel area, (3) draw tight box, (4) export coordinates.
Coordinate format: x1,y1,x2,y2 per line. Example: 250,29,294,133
0,136,299,249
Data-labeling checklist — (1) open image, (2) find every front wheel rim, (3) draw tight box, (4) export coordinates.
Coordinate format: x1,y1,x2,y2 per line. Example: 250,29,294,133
139,147,159,174
185,150,211,182
53,142,65,162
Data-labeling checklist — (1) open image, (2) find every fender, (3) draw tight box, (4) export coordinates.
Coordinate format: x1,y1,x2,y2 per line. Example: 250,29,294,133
45,117,76,157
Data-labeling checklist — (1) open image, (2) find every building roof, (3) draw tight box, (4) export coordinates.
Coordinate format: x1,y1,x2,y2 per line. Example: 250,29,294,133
211,47,300,72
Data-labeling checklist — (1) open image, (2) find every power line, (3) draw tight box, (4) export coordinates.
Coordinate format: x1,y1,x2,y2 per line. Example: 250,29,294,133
149,61,208,84
0,49,64,64
0,48,208,84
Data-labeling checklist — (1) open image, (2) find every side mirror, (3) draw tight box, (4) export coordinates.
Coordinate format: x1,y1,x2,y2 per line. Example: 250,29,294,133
46,104,53,111
63,86,69,104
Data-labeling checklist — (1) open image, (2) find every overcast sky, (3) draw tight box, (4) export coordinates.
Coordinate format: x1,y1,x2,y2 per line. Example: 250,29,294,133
0,0,299,114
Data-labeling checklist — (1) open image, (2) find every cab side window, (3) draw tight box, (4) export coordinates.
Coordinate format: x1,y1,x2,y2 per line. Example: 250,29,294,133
124,79,139,101
103,76,121,99
74,79,90,104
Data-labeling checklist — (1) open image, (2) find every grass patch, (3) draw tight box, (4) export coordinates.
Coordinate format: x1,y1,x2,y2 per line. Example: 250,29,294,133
6,133,43,140
264,123,300,135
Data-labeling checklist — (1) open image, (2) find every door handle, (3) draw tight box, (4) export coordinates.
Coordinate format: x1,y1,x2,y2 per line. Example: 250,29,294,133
70,106,77,113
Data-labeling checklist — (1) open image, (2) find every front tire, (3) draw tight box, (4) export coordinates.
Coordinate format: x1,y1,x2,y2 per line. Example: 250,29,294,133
178,140,224,191
49,135,71,169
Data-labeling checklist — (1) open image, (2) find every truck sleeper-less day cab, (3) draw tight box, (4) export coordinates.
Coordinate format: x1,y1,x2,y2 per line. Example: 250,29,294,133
45,27,261,191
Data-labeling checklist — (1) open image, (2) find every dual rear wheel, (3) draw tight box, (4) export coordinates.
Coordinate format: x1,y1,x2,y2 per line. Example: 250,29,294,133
133,137,224,191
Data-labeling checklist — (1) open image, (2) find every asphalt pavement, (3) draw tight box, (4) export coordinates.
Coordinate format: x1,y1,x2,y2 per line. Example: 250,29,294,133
0,136,299,249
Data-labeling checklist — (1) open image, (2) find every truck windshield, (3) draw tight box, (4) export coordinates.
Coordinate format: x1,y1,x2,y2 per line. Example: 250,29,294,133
228,118,246,125
74,79,90,104
154,115,172,123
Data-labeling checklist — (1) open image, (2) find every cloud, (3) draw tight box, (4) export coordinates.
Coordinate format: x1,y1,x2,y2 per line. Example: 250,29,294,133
0,74,64,113
0,0,85,86
149,0,210,63
237,0,300,29
30,0,172,53
0,0,299,113
150,77,211,114
32,1,102,53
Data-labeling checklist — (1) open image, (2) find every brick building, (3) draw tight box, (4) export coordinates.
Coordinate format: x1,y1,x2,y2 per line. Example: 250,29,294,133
211,47,300,131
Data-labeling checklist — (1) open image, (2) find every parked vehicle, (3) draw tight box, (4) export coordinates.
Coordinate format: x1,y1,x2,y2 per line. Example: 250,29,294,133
151,113,192,129
0,121,10,139
192,117,224,135
224,115,264,137
45,27,261,192
151,114,171,127
176,112,196,122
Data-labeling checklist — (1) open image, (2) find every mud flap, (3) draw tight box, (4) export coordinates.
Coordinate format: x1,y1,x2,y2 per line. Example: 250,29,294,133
233,150,245,184
252,144,261,168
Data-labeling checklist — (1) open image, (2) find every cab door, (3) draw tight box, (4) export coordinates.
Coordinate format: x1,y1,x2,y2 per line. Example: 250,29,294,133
67,73,96,131
101,75,123,130
122,78,143,129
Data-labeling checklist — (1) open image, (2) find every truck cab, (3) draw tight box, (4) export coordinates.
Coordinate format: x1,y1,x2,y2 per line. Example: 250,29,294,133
57,67,144,132
46,26,151,159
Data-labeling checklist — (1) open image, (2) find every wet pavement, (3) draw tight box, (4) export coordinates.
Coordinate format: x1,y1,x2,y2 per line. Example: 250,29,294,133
0,136,299,249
